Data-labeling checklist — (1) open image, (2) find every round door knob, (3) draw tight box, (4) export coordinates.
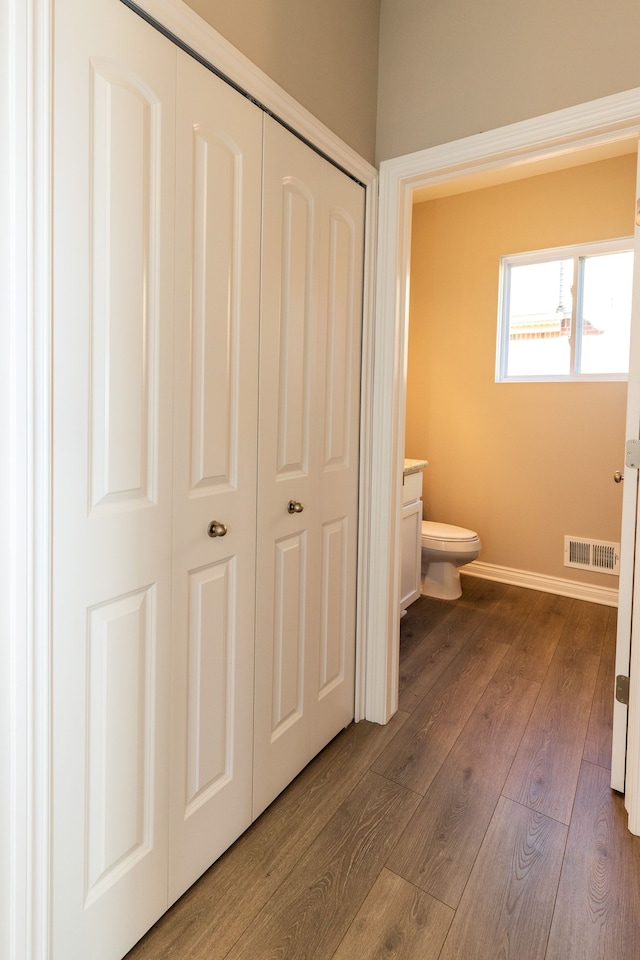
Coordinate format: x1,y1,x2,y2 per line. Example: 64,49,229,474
614,471,624,484
287,500,304,514
207,520,228,537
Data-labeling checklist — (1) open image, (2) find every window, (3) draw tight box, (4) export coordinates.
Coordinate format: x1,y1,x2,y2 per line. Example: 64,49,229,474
496,239,634,382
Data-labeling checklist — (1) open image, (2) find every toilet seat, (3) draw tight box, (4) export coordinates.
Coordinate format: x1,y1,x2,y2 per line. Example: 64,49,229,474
422,520,479,543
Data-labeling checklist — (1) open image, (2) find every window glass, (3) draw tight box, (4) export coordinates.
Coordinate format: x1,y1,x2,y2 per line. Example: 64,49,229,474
579,250,633,375
497,240,633,382
506,259,573,377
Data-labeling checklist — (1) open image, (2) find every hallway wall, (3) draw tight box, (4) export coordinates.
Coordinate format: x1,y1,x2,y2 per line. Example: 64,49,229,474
377,0,640,162
183,0,381,163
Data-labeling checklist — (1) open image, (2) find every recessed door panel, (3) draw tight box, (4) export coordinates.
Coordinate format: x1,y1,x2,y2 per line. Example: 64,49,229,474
190,128,244,492
324,211,358,470
89,64,161,511
276,183,314,477
319,518,348,696
85,587,155,904
185,562,234,811
271,533,306,735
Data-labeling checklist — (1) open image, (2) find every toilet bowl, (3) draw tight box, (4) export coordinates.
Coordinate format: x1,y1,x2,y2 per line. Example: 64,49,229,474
421,521,481,600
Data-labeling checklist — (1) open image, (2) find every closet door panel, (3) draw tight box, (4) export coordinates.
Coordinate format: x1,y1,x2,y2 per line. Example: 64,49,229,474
253,118,364,817
52,2,177,958
169,50,262,904
310,164,364,757
254,120,322,817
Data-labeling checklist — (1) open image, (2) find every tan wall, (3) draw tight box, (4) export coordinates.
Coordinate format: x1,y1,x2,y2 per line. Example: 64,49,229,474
405,153,637,590
377,0,640,162
183,0,380,163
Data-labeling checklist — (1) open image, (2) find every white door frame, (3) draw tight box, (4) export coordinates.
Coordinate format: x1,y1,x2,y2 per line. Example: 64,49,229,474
2,1,380,959
375,87,640,833
2,2,54,959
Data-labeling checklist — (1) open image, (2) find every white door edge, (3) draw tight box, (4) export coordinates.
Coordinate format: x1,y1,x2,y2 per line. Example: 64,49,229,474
376,87,640,830
612,147,640,793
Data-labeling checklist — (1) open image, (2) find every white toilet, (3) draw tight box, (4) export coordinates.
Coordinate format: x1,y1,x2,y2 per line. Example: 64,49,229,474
421,520,481,600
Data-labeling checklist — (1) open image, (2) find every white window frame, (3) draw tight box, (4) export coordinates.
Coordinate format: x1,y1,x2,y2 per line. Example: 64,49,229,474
496,237,634,383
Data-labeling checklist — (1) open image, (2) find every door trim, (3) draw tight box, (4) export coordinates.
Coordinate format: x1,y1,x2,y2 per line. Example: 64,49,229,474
2,2,378,958
376,86,640,820
2,2,53,959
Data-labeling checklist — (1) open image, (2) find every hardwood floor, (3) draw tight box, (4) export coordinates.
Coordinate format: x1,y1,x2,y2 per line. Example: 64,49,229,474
126,576,640,960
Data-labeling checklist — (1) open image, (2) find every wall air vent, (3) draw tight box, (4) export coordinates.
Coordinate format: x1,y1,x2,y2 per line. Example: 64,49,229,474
564,536,620,575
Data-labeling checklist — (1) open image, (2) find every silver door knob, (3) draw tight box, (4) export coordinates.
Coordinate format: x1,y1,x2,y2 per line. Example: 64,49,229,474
287,500,304,514
614,471,624,483
207,520,228,537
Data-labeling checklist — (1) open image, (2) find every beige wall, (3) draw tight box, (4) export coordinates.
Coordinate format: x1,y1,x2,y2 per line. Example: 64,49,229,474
405,153,637,589
183,0,380,163
377,0,640,162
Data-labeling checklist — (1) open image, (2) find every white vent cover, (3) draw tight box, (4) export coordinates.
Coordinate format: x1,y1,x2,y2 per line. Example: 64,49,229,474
564,536,620,575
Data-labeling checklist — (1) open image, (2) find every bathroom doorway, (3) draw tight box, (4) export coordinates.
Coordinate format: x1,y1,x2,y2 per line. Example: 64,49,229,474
404,143,635,599
374,91,640,831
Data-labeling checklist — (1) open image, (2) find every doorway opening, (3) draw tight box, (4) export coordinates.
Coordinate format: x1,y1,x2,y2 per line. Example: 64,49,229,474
404,140,637,604
373,90,640,830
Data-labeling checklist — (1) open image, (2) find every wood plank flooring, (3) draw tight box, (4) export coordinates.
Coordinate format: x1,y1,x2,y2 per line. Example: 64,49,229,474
126,576,640,960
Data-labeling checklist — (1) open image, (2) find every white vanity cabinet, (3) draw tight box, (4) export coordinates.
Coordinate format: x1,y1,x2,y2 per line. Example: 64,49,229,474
400,462,427,614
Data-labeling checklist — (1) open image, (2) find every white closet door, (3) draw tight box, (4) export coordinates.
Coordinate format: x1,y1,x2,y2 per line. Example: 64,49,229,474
52,1,176,958
168,51,262,903
309,157,364,758
253,118,364,817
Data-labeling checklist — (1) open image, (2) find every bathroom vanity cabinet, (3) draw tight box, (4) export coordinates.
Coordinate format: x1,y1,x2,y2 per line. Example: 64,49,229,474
400,460,428,615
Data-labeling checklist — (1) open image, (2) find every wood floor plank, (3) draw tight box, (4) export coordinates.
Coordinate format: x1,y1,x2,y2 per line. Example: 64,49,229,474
556,597,610,657
399,595,452,657
398,576,512,716
224,772,422,960
331,869,453,960
387,670,540,908
502,644,599,824
469,583,541,646
457,574,510,608
545,760,640,960
124,714,410,960
583,607,617,769
499,591,574,684
399,600,487,713
373,635,509,795
438,797,567,960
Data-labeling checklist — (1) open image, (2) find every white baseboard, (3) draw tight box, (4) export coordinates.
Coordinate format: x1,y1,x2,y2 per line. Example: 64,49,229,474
461,560,619,608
